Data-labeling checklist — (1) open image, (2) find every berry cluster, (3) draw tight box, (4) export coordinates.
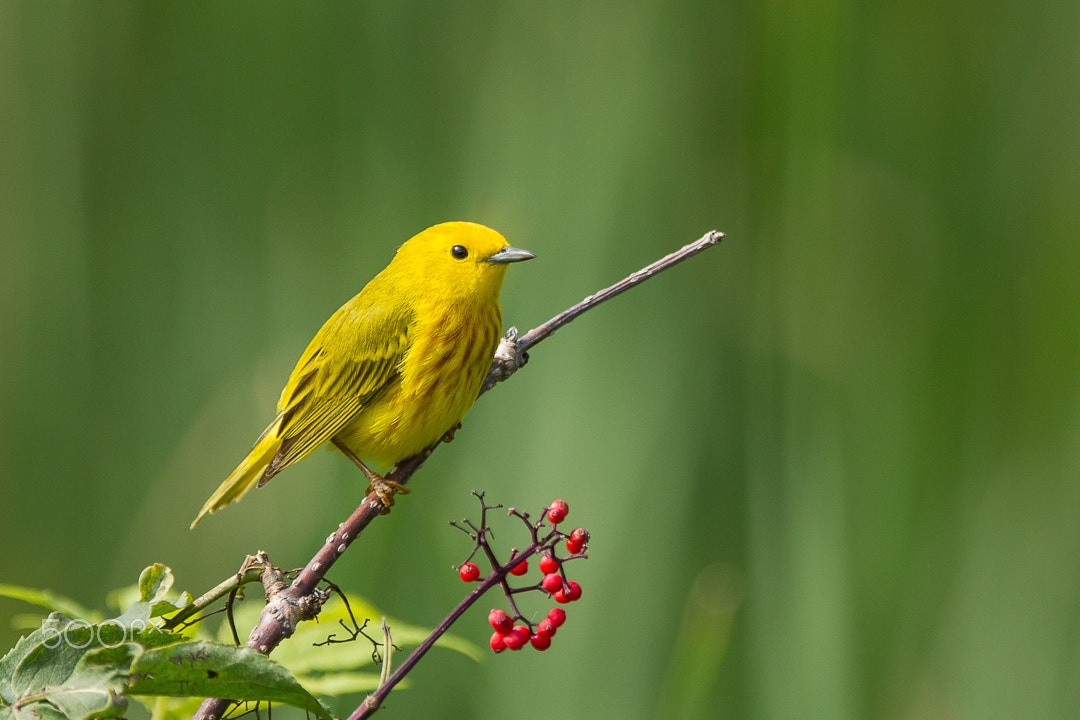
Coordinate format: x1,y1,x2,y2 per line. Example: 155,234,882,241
452,496,589,654
488,606,566,652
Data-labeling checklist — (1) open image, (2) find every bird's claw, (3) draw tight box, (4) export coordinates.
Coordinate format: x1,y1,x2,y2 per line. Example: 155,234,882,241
368,475,410,513
482,327,527,392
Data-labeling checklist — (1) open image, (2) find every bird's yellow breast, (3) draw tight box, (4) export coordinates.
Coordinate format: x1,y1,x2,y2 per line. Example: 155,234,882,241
335,300,501,468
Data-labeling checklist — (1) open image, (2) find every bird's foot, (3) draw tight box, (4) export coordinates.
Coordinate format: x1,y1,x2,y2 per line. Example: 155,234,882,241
366,473,411,513
333,439,410,513
481,327,529,393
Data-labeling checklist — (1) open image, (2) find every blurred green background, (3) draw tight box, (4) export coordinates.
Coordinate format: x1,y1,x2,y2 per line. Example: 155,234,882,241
2,2,1079,719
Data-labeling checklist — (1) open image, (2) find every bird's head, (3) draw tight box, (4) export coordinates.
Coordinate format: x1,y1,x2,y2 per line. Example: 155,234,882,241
392,221,535,301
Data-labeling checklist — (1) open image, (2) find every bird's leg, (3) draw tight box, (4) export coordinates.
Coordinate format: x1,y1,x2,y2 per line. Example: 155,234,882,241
332,439,410,511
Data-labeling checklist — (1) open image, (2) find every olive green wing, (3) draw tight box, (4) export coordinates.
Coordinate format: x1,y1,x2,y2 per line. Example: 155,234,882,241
259,300,412,483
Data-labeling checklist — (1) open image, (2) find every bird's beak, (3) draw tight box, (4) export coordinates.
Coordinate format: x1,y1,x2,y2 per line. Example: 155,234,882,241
486,246,536,264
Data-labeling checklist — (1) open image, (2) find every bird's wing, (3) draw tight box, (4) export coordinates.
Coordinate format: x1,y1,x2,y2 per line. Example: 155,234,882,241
261,300,412,479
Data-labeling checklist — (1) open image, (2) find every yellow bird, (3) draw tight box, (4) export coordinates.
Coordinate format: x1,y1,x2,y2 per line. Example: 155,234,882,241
191,221,534,528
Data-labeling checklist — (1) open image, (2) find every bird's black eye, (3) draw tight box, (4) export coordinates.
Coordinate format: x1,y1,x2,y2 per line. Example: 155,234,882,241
451,245,469,260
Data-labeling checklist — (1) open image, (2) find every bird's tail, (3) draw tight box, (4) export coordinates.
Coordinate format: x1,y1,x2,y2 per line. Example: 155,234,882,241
190,417,282,529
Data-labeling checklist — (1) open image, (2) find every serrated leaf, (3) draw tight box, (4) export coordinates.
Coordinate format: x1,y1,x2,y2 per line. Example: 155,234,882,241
44,645,136,720
0,621,130,720
1,625,47,703
137,566,173,605
10,617,92,698
126,641,333,719
0,613,187,720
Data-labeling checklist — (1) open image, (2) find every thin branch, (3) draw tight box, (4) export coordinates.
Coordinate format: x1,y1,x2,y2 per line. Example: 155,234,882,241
350,537,547,720
480,230,723,392
191,229,723,720
518,230,723,352
162,556,264,632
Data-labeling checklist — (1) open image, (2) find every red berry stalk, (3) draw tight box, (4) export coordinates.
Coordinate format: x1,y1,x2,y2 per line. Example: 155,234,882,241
467,496,589,656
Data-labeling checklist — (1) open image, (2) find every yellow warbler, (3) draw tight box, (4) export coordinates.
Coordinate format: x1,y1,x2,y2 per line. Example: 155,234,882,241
191,221,534,528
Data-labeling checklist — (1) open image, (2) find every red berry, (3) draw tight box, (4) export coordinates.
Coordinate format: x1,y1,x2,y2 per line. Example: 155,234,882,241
542,573,564,593
504,625,529,650
508,554,528,576
530,632,552,651
547,499,569,524
459,562,480,582
490,631,507,653
539,554,560,574
488,608,512,634
547,607,567,627
554,580,582,603
537,618,557,637
566,528,589,554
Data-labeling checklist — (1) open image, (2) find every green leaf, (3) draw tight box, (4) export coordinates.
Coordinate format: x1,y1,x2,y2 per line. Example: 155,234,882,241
0,625,45,703
150,591,193,620
9,616,91,698
44,644,140,720
0,612,187,720
0,586,102,625
2,572,475,720
107,566,192,619
0,698,68,720
0,617,132,720
127,641,333,719
137,566,173,605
